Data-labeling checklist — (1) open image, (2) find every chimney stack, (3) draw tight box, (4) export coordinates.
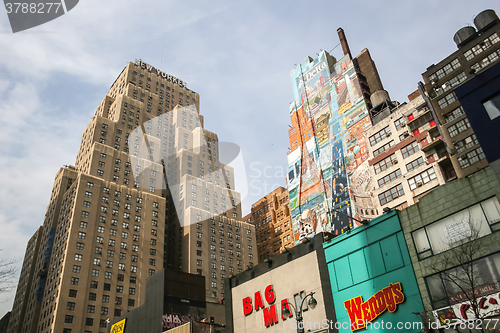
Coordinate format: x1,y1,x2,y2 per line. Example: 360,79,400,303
337,28,352,59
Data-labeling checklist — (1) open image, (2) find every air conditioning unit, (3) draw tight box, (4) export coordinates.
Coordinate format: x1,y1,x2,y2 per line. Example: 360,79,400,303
393,160,398,164
387,133,392,137
417,182,423,187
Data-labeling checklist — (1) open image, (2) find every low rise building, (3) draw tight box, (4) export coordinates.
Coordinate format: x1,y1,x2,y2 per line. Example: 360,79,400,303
323,210,425,333
399,166,500,330
224,233,335,333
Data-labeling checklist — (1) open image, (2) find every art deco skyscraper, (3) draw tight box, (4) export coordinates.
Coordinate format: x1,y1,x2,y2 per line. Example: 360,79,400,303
7,60,255,333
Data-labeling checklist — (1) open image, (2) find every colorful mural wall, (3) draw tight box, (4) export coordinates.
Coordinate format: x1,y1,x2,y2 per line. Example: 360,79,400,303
287,51,377,244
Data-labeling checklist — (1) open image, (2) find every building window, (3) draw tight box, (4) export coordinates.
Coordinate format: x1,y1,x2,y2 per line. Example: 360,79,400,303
406,156,425,172
437,92,457,109
377,169,402,187
75,254,82,261
378,184,405,206
65,315,74,324
369,126,391,146
455,134,479,154
400,141,419,159
408,167,437,190
482,93,500,120
374,154,398,174
457,147,486,169
373,140,395,157
394,117,407,131
426,252,500,310
413,196,500,259
428,58,461,82
448,118,470,138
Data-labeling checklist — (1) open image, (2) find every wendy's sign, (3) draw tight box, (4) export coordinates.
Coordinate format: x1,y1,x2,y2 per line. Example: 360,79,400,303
344,282,405,331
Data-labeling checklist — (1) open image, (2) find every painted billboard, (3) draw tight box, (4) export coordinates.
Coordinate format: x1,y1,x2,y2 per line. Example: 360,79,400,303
287,51,376,243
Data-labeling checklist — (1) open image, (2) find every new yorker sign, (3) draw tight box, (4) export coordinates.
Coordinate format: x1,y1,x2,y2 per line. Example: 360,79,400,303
134,59,187,88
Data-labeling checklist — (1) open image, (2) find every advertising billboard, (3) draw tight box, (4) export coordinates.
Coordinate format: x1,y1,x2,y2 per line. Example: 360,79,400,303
287,51,376,243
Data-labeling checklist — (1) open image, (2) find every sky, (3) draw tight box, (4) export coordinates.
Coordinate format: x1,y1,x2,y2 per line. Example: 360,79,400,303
0,0,498,317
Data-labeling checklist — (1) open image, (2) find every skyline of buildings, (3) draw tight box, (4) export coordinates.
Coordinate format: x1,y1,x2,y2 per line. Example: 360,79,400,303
4,7,500,332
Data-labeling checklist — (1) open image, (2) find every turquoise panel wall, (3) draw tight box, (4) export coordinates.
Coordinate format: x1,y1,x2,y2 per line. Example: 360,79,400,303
323,211,424,332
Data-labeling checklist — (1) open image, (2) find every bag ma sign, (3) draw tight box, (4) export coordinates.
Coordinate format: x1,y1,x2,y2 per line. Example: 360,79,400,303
242,284,314,328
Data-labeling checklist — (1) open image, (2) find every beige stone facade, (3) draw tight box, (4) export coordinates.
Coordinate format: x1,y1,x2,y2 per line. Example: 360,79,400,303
7,60,254,333
364,93,447,213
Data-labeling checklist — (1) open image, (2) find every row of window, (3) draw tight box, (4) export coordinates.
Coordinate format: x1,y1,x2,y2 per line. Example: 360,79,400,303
457,147,486,169
369,126,391,147
433,72,467,97
373,140,395,157
463,32,500,61
428,58,461,83
378,183,405,206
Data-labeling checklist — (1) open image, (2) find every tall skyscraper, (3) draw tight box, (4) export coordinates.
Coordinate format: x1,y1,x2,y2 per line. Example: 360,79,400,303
286,29,384,242
7,59,255,333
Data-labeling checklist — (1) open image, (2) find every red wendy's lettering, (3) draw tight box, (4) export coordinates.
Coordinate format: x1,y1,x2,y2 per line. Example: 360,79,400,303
265,285,276,304
263,304,278,327
255,291,264,311
243,297,252,316
344,282,405,331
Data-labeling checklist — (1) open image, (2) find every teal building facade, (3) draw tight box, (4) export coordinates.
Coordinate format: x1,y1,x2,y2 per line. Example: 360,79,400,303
323,210,424,332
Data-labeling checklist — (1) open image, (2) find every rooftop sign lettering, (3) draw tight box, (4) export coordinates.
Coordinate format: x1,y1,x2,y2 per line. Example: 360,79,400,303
134,59,187,88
